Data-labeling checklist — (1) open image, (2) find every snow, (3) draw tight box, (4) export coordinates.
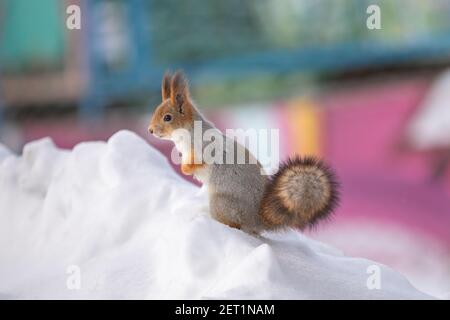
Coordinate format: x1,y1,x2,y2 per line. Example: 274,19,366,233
0,130,432,299
311,220,450,299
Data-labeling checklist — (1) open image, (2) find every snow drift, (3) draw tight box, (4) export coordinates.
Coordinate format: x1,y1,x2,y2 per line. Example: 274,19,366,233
0,131,431,299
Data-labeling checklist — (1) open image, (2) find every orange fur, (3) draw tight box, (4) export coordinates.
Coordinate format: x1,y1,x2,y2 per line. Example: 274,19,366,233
161,72,171,101
148,71,194,139
259,156,339,230
181,148,205,175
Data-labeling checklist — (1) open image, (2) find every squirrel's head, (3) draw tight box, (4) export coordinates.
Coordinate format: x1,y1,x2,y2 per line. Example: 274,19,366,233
148,70,194,139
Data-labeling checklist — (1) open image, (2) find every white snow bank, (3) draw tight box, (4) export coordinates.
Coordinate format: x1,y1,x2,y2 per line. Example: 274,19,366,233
0,131,432,299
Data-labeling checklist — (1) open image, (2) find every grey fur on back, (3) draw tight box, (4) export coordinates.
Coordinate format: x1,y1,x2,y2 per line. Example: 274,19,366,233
208,138,268,233
188,109,269,232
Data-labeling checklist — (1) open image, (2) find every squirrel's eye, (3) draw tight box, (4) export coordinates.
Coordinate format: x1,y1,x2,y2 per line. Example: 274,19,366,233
163,114,172,122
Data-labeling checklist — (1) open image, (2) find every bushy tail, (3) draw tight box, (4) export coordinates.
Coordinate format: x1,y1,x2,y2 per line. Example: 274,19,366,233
259,156,340,231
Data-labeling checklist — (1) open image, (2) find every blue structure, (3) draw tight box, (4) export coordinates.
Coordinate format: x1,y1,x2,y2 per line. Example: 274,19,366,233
81,0,156,118
80,0,450,118
0,75,4,130
3,0,450,119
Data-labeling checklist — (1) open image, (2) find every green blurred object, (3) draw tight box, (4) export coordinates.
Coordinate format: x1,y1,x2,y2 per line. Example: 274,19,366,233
148,0,450,64
0,0,65,73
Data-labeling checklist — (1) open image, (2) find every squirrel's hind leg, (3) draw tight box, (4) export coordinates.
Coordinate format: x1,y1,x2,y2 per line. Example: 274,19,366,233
209,193,242,230
217,218,241,230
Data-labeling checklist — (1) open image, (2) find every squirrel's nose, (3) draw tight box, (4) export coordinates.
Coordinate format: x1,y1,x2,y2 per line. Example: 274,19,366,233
148,127,153,134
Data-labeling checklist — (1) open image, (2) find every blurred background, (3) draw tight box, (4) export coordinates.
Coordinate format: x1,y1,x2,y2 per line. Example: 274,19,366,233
0,0,449,297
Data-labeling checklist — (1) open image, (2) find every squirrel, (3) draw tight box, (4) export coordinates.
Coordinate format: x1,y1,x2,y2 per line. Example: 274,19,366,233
148,70,339,234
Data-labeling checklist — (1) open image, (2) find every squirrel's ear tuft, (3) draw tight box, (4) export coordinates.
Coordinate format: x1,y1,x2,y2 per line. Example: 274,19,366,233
170,70,189,114
161,71,172,101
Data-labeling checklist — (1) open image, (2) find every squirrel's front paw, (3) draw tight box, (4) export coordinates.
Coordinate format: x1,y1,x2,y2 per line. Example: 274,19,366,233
181,163,206,175
181,163,197,175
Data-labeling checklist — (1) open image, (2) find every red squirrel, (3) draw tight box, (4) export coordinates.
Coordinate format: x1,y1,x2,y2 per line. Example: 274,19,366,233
148,71,339,234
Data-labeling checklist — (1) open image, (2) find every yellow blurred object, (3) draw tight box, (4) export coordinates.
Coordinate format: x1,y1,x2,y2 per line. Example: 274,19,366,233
286,97,323,157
